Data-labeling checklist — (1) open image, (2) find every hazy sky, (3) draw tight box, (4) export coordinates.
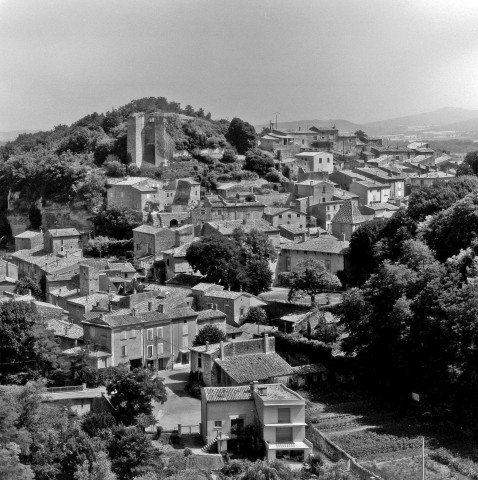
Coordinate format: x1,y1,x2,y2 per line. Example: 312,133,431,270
1,0,478,131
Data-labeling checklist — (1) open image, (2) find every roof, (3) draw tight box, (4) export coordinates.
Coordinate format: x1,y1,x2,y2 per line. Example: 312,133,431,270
47,228,80,237
352,179,391,189
215,352,294,383
281,236,349,254
280,313,308,324
192,283,224,293
133,224,164,235
332,200,366,224
203,385,254,402
239,323,277,336
197,309,227,321
295,151,330,157
253,383,303,401
162,242,192,258
46,319,84,340
84,306,197,328
226,324,243,335
189,342,222,354
205,290,244,300
263,207,293,216
15,230,42,239
205,219,279,236
110,176,153,186
333,189,359,200
132,184,157,192
292,363,328,375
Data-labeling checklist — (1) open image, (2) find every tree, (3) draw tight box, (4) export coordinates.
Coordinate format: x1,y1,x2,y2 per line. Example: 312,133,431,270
463,150,478,175
241,460,294,480
241,306,267,325
81,410,116,438
244,149,275,177
226,118,256,154
0,444,35,480
104,159,126,178
354,130,368,142
107,426,162,480
0,302,65,383
106,369,167,425
193,324,226,346
14,276,43,300
288,260,341,304
91,205,141,240
74,452,117,480
28,205,42,230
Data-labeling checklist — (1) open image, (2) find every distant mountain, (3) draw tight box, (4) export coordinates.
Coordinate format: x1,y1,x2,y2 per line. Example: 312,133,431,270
256,118,362,134
363,107,478,135
430,117,478,134
0,130,38,142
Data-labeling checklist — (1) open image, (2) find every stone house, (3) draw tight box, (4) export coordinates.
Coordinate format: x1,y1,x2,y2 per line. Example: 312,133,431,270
331,200,367,241
189,335,293,387
278,235,349,275
201,383,312,461
82,306,226,369
263,207,307,228
291,151,334,174
353,167,406,200
14,230,44,251
43,228,81,254
349,179,391,206
162,241,196,281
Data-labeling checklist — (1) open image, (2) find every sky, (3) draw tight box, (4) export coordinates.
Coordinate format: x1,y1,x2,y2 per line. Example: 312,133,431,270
1,0,478,132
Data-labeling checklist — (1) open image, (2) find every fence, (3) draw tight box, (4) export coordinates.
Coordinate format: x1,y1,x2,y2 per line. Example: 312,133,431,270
306,425,384,480
46,384,86,394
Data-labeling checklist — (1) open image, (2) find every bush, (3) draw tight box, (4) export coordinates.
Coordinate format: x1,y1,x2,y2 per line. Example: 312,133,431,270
221,149,237,164
264,169,284,183
104,158,126,177
277,272,293,287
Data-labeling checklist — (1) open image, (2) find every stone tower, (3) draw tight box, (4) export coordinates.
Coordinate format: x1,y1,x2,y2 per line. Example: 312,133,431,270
79,264,100,296
127,113,145,168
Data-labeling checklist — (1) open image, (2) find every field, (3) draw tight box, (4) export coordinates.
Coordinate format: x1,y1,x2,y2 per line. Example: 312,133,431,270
300,389,478,480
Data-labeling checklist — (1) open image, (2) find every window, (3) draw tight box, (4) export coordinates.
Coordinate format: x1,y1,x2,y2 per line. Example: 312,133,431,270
198,354,202,368
182,320,188,335
296,214,300,218
278,408,291,423
214,420,223,428
182,336,189,348
157,343,163,355
278,214,282,219
147,345,153,358
276,427,293,443
287,214,291,219
121,345,127,357
325,259,331,271
147,328,153,340
327,158,330,163
121,192,124,198
319,158,322,164
121,331,127,340
322,197,326,202
200,209,206,215
322,186,326,193
157,327,163,338
217,209,222,215
129,329,137,339
285,256,291,271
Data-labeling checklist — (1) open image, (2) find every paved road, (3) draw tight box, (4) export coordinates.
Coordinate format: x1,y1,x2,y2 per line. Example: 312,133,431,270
154,366,201,430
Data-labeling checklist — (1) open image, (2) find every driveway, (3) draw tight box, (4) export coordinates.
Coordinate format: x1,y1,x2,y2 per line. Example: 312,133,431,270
153,366,201,430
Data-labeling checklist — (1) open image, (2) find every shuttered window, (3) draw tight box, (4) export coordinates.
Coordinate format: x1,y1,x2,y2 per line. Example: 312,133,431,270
278,408,291,423
276,427,293,443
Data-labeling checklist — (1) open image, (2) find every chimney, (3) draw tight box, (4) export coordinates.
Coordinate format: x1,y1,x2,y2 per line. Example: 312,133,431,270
302,232,307,242
213,304,217,310
220,340,225,359
108,302,112,312
148,301,153,311
158,304,164,313
239,284,243,292
206,341,209,352
263,333,269,354
342,233,346,241
227,285,230,291
132,307,136,317
100,313,105,321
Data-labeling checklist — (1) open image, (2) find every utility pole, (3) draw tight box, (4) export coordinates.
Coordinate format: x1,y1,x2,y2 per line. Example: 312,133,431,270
274,112,280,130
422,436,425,480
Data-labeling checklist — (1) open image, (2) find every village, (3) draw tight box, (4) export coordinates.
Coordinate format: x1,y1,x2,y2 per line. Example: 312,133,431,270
2,107,475,480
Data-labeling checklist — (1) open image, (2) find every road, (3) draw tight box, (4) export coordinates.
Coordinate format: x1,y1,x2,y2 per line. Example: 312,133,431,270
154,366,201,430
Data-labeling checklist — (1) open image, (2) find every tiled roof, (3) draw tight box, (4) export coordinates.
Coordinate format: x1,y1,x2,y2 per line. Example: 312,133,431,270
281,236,349,254
203,385,253,402
46,319,83,339
0,275,16,283
332,200,366,224
263,207,292,216
197,309,226,321
239,323,277,336
107,262,137,273
292,363,328,375
132,184,157,192
47,228,80,237
205,290,244,300
111,176,153,186
188,342,222,354
215,352,294,384
253,383,303,401
332,189,359,200
226,324,243,334
84,307,197,328
162,242,192,257
133,225,163,235
205,219,279,236
192,282,223,293
15,230,42,239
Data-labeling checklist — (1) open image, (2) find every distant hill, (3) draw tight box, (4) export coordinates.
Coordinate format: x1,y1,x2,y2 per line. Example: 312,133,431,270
363,107,478,135
430,117,478,135
0,130,38,142
256,119,362,134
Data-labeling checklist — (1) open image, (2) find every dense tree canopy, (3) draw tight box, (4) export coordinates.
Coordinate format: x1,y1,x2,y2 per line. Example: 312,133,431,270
106,368,166,425
244,149,275,177
193,324,227,346
186,228,277,294
91,205,141,240
226,117,257,154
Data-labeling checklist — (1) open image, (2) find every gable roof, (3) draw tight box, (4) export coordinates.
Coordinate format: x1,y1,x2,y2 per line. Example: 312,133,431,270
47,228,80,237
46,318,84,339
215,352,294,384
205,219,279,236
332,199,366,224
281,235,349,254
15,230,42,239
